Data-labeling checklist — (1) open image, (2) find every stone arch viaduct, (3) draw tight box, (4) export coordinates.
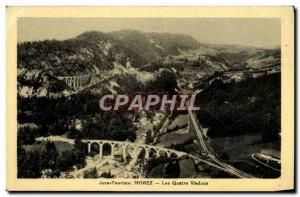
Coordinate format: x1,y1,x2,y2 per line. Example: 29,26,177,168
56,75,92,89
82,139,187,162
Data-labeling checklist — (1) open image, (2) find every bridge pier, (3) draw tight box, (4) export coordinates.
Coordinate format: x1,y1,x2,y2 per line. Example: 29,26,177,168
110,143,115,158
122,144,127,161
167,151,171,158
145,148,150,160
132,147,139,163
99,143,103,159
87,143,91,153
156,149,160,158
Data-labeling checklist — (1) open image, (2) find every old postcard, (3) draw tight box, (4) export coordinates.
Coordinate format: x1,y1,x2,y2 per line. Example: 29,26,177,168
6,7,294,191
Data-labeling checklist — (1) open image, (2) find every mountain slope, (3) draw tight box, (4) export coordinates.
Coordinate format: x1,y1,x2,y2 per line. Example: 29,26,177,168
110,30,200,62
18,32,140,76
17,30,201,76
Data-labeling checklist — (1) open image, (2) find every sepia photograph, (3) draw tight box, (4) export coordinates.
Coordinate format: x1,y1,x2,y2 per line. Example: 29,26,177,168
6,6,294,191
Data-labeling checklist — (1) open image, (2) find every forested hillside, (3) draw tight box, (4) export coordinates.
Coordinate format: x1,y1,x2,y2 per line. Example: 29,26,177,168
196,73,280,141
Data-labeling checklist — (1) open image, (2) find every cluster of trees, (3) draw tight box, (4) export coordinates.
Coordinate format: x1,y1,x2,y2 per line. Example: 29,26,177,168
18,38,110,76
17,140,87,178
18,92,102,137
146,69,178,94
18,92,98,123
113,69,178,95
67,112,137,142
18,126,36,145
83,168,114,178
46,77,68,93
145,157,181,178
114,74,144,94
18,91,137,142
196,73,281,140
17,71,67,93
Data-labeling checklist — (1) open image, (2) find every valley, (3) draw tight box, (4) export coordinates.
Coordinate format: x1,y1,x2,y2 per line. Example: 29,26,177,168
17,30,281,179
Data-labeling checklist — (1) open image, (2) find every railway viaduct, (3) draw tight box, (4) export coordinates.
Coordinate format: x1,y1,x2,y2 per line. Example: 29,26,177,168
56,75,92,89
82,139,187,162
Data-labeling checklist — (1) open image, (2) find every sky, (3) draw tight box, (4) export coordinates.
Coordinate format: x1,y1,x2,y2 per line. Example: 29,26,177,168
18,18,281,48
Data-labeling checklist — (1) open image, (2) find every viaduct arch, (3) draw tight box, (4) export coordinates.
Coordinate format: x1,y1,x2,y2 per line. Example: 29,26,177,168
82,140,186,162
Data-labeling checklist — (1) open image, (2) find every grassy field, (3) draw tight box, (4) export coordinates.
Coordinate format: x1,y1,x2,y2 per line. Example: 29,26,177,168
167,114,188,131
158,131,194,148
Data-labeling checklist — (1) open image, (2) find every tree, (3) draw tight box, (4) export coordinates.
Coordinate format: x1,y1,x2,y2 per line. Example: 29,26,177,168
83,168,98,178
147,69,178,94
73,139,87,169
17,146,42,178
18,126,36,145
41,142,59,170
163,159,180,178
100,171,114,178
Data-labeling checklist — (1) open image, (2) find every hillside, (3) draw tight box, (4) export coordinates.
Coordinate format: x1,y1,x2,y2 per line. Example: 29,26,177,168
156,45,280,73
195,73,280,140
110,30,200,62
17,30,281,97
17,30,201,76
18,32,140,76
18,30,280,76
